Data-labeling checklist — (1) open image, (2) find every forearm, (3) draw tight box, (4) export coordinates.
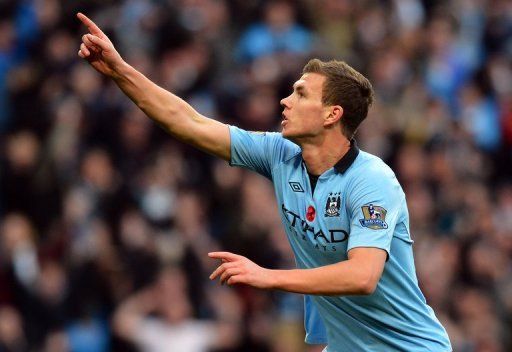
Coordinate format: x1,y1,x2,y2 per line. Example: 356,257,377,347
111,61,230,159
269,261,378,296
209,249,385,295
113,61,200,135
79,14,231,159
113,290,156,340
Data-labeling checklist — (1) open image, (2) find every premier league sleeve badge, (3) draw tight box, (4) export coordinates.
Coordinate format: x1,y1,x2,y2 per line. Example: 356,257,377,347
359,204,388,229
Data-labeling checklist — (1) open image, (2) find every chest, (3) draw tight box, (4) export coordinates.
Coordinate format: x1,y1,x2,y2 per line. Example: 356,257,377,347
273,163,352,263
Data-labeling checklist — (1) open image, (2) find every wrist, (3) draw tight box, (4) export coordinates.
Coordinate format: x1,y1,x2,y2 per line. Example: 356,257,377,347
111,60,130,81
265,269,280,290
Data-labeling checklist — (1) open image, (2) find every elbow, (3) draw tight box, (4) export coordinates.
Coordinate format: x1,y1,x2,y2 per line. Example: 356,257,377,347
356,276,378,295
327,275,378,296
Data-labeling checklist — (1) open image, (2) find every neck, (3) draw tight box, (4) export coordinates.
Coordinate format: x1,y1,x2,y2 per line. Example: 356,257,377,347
300,134,351,176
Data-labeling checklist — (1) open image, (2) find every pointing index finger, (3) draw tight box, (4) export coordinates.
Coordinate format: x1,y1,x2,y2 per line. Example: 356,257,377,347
77,12,105,37
208,252,240,261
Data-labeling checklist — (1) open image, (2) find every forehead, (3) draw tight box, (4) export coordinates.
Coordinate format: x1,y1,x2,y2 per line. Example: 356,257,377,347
293,73,325,95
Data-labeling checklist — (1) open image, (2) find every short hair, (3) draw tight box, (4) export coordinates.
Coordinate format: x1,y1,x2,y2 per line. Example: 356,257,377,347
302,59,374,138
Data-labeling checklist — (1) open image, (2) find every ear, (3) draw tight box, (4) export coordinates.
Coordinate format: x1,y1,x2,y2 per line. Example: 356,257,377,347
323,105,343,127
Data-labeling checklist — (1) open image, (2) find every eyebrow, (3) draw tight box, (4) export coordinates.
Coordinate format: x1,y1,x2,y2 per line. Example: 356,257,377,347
293,84,306,93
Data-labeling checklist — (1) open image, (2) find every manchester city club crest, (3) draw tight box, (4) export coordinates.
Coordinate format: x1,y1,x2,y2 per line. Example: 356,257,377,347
359,204,388,230
325,192,341,217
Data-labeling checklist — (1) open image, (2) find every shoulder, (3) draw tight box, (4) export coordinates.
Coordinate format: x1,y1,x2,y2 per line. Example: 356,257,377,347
351,150,397,182
346,150,403,199
231,126,300,153
264,132,302,164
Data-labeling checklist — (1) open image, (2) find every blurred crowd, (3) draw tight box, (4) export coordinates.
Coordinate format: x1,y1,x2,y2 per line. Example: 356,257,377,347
0,0,511,351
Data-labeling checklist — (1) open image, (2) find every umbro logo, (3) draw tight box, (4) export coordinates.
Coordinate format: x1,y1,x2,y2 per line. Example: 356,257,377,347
289,181,304,193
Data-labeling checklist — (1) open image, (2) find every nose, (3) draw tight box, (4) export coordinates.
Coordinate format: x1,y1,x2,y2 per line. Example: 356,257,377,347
280,95,291,109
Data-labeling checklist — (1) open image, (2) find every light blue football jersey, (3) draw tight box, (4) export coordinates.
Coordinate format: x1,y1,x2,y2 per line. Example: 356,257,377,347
229,126,452,351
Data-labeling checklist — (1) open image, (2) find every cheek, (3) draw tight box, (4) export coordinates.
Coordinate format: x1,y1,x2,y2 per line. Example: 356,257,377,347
293,100,313,114
305,101,323,115
301,104,324,127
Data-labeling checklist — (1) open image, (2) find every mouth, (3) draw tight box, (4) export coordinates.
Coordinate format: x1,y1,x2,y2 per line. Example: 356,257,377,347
281,113,288,127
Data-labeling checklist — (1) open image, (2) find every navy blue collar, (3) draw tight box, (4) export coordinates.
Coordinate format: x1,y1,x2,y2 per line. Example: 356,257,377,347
334,139,359,174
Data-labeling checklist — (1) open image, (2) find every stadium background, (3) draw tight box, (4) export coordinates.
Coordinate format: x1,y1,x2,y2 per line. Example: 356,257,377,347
1,0,512,351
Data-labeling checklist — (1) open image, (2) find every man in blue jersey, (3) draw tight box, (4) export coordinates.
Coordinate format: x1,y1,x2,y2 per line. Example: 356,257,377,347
77,13,451,351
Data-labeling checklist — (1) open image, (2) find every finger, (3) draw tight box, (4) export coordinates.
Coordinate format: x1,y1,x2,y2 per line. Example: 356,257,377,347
220,268,242,284
227,275,241,285
80,43,90,57
208,252,241,261
86,34,110,51
209,267,224,280
210,262,237,280
220,267,235,283
209,264,228,280
77,12,105,37
78,49,85,58
82,35,99,52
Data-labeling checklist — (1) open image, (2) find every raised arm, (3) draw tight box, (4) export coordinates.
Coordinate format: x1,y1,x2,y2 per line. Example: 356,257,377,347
77,13,230,160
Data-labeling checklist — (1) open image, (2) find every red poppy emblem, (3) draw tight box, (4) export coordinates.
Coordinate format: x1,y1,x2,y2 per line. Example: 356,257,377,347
306,205,316,222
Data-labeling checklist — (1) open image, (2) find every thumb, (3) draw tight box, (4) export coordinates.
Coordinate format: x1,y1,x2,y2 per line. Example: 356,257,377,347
86,34,111,51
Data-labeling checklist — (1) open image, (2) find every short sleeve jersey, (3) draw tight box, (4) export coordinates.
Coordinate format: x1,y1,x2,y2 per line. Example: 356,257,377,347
229,126,452,352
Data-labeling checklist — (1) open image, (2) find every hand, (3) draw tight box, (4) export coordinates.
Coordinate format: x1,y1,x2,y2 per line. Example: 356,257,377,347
77,12,124,77
208,252,274,289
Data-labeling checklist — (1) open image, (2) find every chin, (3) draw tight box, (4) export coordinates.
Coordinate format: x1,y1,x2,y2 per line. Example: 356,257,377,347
281,126,291,138
281,128,298,143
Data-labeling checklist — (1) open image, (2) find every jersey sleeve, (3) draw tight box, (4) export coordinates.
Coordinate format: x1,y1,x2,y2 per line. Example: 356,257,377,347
229,125,298,179
346,165,405,257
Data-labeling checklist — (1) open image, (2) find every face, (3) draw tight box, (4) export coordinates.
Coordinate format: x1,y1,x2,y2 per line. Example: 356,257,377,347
280,73,334,142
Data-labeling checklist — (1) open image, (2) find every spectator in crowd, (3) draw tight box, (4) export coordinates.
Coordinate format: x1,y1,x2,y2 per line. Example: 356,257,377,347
113,266,242,352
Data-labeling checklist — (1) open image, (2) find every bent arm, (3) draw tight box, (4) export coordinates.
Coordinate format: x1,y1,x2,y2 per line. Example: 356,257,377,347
112,62,231,160
209,247,387,296
269,247,387,295
112,288,157,341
